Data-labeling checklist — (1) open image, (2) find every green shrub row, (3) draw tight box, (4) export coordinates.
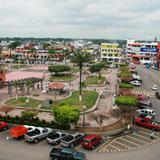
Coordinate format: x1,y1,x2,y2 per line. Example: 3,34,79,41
119,83,134,89
0,115,70,130
115,96,138,106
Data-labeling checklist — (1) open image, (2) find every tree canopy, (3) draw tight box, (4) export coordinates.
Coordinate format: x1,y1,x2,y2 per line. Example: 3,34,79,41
48,65,71,75
53,105,80,128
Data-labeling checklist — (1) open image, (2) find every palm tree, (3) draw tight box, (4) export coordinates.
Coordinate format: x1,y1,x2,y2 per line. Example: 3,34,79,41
63,48,70,65
26,80,33,101
30,48,37,64
13,80,19,100
71,49,91,101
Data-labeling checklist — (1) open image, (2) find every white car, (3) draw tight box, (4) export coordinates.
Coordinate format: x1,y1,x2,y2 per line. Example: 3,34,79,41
151,85,158,90
130,80,141,86
137,109,155,117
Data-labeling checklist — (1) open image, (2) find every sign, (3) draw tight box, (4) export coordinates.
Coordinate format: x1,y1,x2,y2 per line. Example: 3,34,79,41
140,48,158,52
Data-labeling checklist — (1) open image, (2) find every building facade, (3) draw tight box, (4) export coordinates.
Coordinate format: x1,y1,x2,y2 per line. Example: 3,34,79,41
100,43,122,63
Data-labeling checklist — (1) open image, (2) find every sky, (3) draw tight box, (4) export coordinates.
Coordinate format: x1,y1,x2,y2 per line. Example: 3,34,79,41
0,0,160,40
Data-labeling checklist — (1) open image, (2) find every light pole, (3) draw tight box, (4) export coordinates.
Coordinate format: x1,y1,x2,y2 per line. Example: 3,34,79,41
83,105,86,126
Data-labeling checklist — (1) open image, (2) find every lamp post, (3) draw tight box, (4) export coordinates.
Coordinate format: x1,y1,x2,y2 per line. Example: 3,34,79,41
83,105,86,126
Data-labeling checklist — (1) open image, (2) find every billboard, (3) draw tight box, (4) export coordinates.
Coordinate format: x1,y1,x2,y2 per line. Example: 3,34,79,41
140,48,158,52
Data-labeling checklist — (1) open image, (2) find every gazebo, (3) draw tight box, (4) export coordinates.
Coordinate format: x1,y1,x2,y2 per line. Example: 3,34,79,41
48,83,65,100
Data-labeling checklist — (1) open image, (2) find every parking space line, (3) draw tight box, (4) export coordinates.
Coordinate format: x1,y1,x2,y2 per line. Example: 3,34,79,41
138,130,158,138
109,144,121,151
126,135,147,144
75,144,81,150
133,132,153,141
113,140,132,149
94,139,113,152
99,148,109,153
120,137,141,147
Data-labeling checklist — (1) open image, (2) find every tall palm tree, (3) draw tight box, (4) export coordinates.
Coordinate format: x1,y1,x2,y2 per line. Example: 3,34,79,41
63,48,70,65
13,80,19,100
71,49,91,101
30,48,37,64
26,80,33,101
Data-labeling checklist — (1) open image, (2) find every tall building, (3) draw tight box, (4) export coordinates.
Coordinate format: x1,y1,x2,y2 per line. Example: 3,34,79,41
100,43,122,63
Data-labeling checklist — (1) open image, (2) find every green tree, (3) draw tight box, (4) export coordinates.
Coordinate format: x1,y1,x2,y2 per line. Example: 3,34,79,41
30,48,37,64
53,105,80,130
48,65,71,76
71,49,91,101
89,62,104,81
21,110,38,121
8,41,21,71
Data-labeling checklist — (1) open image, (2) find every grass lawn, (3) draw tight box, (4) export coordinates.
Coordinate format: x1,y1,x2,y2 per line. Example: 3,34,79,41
52,90,99,111
71,67,79,73
5,97,42,108
84,76,106,86
49,75,74,81
12,64,26,69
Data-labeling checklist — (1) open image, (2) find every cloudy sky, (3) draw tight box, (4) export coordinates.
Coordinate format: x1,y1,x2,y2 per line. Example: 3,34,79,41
0,0,160,39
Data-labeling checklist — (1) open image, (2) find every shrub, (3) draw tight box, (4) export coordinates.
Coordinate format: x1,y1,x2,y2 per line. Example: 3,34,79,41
119,83,134,89
115,96,138,106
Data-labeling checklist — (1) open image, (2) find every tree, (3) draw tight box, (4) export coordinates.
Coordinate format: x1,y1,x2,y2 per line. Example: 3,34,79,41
13,80,19,100
89,111,110,130
71,50,91,101
21,110,38,121
25,80,33,100
48,65,71,76
8,41,21,71
30,48,37,64
89,62,104,82
53,105,80,130
63,48,70,65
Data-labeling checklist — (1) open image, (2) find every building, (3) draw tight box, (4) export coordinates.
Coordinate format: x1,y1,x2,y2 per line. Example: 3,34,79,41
0,70,5,83
127,40,159,64
100,43,122,63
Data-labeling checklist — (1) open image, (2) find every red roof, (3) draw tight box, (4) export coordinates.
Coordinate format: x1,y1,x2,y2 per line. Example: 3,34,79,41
48,83,65,89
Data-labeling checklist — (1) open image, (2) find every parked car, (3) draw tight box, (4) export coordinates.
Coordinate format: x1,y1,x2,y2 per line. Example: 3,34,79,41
151,85,158,90
137,109,155,117
0,121,8,131
139,99,152,109
47,131,68,145
82,134,102,150
24,127,53,143
50,147,86,160
155,92,160,99
61,133,85,147
137,94,148,101
130,80,141,86
135,117,160,130
10,125,35,139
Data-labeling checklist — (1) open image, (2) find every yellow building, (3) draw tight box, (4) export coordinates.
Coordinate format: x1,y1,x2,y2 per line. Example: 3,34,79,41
100,43,122,63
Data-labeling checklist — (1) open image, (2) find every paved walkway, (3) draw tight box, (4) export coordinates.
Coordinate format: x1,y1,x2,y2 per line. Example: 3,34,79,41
0,68,119,127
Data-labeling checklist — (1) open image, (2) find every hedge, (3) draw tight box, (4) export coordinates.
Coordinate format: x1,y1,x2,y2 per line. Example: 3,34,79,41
119,83,134,89
115,96,138,106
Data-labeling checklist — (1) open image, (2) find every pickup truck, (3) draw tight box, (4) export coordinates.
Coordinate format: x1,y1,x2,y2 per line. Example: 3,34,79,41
50,147,86,160
47,131,68,145
10,125,36,139
61,133,85,147
135,117,160,130
24,127,52,143
0,121,8,131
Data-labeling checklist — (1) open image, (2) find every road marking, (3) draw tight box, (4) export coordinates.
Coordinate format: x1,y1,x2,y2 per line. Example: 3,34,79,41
94,139,113,152
138,130,158,138
75,144,81,150
120,137,141,147
125,135,147,144
109,144,121,151
113,140,132,149
99,148,109,152
133,132,153,141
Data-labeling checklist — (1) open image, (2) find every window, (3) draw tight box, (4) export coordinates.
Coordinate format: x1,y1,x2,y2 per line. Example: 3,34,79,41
108,54,112,57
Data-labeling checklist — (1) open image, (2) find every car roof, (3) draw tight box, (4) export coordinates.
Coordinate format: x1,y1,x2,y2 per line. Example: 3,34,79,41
84,134,100,140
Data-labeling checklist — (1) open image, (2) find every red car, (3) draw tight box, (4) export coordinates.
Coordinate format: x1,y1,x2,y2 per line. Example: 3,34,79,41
135,117,160,131
137,94,148,101
82,134,102,150
0,121,8,131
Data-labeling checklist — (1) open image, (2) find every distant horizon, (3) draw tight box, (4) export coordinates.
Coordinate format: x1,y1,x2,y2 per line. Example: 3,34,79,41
0,0,159,40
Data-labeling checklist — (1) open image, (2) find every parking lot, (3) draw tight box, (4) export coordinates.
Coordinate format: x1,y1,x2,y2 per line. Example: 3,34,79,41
96,126,160,153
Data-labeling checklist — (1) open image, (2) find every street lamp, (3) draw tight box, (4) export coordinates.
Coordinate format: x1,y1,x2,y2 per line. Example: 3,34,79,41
83,105,86,126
